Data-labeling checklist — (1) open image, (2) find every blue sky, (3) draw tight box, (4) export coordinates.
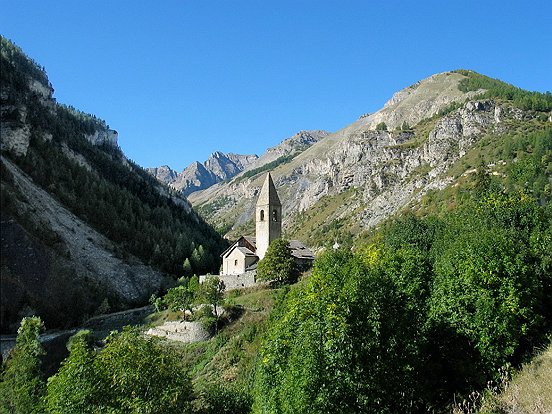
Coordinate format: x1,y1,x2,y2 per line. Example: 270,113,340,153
1,1,551,171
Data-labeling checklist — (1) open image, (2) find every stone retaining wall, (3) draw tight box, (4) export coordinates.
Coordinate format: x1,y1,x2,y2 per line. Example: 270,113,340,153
145,320,211,343
200,270,257,290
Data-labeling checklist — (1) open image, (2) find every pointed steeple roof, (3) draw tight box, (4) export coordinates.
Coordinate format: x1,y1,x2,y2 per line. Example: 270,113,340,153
257,172,281,206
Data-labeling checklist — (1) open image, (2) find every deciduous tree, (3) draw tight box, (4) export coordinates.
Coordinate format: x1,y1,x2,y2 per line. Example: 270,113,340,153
256,239,296,285
0,316,45,414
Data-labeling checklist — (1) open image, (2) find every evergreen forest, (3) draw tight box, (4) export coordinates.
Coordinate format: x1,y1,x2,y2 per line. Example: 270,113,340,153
1,36,226,278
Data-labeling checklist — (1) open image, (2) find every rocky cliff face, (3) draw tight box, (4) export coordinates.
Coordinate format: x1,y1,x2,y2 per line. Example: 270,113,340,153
0,71,53,157
85,129,119,146
246,130,330,170
189,71,549,241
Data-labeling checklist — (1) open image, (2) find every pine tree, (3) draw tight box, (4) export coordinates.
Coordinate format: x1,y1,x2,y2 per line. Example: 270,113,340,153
183,258,192,276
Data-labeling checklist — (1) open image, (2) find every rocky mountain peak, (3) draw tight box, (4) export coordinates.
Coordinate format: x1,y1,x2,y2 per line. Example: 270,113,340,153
354,71,483,132
145,165,178,184
148,151,259,196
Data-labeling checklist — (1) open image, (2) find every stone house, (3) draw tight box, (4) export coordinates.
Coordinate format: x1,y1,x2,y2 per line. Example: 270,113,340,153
213,172,314,289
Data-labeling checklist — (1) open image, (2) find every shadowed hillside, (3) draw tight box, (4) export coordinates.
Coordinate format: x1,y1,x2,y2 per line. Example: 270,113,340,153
0,37,227,333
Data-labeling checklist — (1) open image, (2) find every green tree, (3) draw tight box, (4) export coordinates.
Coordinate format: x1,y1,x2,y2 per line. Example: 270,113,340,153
429,207,544,371
45,330,97,414
94,328,193,413
188,274,200,294
254,251,425,413
199,276,225,327
376,121,388,131
0,316,45,414
256,239,296,285
163,285,196,318
182,258,192,275
191,246,204,272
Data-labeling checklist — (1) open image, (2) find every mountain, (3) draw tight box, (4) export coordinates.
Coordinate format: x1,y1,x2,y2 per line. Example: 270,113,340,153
148,130,329,197
146,165,178,184
244,129,330,171
0,37,226,333
147,152,259,196
189,70,552,245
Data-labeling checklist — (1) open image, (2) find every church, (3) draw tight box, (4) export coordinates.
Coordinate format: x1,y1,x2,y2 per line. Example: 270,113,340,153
216,172,314,289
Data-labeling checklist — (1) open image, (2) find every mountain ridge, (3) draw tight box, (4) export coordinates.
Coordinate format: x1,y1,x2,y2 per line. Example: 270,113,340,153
147,129,329,196
147,151,259,196
188,70,551,244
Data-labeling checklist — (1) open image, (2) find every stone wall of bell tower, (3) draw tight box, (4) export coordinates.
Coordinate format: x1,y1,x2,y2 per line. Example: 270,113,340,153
255,172,281,260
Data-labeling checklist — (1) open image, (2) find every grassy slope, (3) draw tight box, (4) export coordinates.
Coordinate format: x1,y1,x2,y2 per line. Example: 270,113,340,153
479,341,552,413
154,286,281,391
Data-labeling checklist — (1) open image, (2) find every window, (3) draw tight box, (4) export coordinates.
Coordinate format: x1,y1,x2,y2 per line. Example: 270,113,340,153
260,210,265,221
234,259,238,266
272,209,278,221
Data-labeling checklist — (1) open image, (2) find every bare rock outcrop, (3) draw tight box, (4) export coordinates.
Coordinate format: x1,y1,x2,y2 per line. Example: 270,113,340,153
146,165,179,184
85,129,118,146
146,321,212,343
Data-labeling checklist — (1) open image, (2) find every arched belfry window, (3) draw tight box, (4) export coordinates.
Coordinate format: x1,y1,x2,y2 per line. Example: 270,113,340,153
260,210,265,221
272,209,278,221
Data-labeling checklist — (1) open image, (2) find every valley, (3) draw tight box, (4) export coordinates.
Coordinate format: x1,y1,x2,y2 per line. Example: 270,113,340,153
1,34,551,414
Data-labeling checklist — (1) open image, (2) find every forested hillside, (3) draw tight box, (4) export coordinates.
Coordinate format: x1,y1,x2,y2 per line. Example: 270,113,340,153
0,37,226,332
254,190,551,412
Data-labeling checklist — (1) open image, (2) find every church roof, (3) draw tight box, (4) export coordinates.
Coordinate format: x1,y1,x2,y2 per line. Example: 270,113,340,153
242,235,256,246
221,236,314,261
220,236,257,258
235,246,257,257
257,172,281,206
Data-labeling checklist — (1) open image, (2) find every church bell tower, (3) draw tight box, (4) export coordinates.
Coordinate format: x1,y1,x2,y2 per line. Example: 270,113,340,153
256,172,282,260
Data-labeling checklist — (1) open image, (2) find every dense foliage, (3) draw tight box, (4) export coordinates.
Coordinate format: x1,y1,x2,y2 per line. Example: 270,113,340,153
45,327,193,414
256,239,296,284
501,128,552,203
0,317,46,414
253,191,551,413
